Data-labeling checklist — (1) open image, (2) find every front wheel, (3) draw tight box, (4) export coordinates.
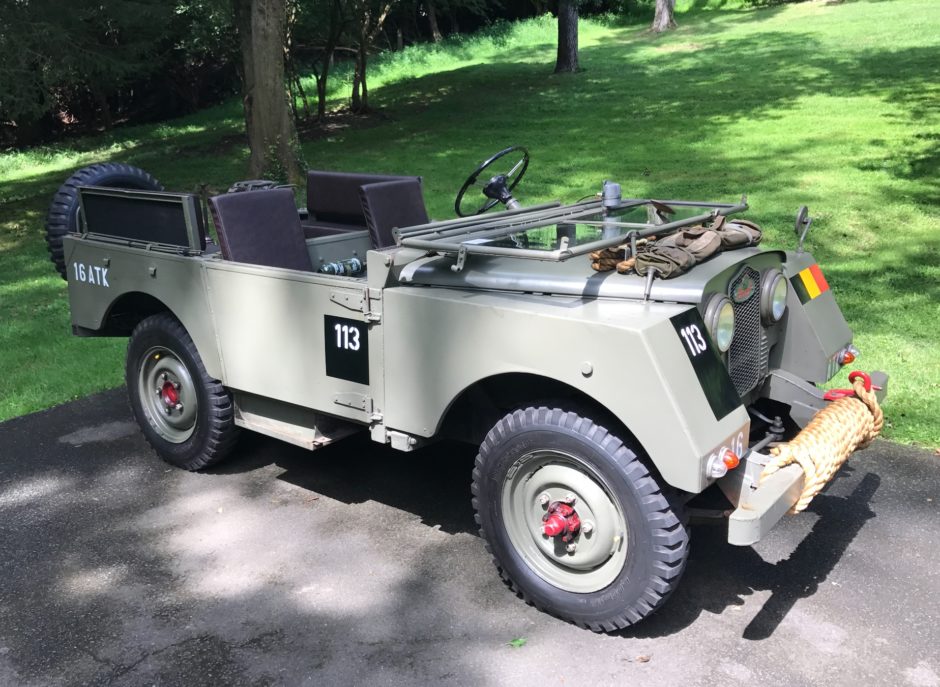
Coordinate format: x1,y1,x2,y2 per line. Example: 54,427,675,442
471,407,689,631
126,313,239,470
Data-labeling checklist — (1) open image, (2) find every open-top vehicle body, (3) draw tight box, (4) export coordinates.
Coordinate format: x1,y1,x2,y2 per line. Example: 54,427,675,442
48,148,887,631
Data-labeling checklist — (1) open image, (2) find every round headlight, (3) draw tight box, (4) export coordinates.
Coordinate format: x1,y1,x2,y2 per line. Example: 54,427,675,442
705,295,735,352
761,270,788,323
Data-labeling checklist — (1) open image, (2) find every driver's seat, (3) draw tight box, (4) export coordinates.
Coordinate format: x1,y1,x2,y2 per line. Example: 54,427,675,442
359,178,429,249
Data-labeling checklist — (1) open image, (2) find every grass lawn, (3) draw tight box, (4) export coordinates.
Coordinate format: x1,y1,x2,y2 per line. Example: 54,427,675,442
1,0,937,446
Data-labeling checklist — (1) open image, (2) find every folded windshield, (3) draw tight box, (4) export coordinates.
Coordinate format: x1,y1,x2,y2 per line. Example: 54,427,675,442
397,196,748,271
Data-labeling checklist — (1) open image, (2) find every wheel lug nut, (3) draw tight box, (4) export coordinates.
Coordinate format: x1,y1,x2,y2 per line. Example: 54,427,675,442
582,520,594,534
175,403,184,413
159,372,167,382
538,492,551,506
164,406,172,415
155,388,162,396
566,543,577,553
172,382,181,391
564,493,576,504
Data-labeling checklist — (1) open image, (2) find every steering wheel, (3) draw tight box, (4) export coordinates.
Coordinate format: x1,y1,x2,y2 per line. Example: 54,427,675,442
454,146,530,217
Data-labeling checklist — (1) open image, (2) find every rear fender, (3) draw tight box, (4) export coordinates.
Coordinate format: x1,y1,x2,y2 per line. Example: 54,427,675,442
63,236,223,379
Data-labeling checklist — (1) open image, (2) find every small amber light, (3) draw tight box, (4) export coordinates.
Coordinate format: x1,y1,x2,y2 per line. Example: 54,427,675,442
723,451,740,470
841,351,856,365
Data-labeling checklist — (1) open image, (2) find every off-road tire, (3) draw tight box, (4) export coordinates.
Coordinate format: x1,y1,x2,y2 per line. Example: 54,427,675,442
45,163,163,278
471,407,690,632
126,313,239,470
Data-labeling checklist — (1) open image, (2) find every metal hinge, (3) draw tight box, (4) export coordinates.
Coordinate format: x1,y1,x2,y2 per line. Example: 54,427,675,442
330,288,381,323
363,288,381,323
333,392,373,413
450,245,468,273
330,290,365,312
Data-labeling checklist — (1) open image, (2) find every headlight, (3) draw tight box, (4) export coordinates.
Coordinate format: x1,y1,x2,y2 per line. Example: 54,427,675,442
761,270,788,323
704,295,735,352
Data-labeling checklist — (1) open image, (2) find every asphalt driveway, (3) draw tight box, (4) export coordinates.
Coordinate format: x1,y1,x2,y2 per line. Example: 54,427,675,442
0,389,937,686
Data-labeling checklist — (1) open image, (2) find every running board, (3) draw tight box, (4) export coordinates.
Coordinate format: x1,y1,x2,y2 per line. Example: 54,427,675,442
233,392,363,451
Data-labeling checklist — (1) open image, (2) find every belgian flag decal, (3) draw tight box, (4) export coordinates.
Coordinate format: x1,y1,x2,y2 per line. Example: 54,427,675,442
791,264,830,304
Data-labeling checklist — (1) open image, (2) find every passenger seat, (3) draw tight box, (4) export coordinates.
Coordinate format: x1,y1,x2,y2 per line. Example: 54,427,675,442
208,188,314,272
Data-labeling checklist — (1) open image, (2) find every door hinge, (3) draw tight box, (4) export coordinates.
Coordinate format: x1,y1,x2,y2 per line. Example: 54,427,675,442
331,288,381,323
333,392,373,413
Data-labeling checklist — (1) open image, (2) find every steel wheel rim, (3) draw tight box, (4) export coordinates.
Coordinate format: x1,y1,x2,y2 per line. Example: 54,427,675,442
137,346,197,443
500,449,628,593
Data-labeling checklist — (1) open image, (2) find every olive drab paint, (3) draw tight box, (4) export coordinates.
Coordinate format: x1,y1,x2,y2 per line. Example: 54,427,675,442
61,181,881,550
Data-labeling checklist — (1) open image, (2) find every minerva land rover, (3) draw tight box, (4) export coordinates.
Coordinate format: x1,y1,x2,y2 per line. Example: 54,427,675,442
44,147,887,631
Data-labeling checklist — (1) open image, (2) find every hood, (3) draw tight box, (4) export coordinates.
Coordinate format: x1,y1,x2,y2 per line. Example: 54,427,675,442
398,247,783,303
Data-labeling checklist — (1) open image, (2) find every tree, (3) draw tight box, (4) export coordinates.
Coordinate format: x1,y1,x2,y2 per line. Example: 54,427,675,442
426,0,444,42
232,0,304,183
290,0,349,121
350,0,395,113
0,0,169,144
651,0,677,33
554,0,579,73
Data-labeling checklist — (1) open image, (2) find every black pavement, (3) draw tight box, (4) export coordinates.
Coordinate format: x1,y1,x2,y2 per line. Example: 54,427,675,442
0,389,937,686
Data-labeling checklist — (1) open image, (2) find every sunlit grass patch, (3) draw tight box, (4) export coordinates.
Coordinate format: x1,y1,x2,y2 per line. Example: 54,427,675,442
0,0,937,445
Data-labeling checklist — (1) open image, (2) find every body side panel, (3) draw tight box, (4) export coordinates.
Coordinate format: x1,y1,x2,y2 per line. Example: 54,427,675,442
201,260,377,425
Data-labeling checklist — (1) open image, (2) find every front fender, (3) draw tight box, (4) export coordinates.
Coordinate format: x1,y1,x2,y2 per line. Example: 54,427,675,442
382,287,749,493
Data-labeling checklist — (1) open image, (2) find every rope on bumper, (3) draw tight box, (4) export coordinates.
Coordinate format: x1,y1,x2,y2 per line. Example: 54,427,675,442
760,372,883,514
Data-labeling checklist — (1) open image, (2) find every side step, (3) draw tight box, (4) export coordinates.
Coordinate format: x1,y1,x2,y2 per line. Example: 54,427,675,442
233,392,364,451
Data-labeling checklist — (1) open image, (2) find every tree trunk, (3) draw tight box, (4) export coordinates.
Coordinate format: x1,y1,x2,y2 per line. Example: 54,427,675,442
92,85,113,130
651,0,677,33
315,65,330,120
352,41,370,112
448,9,459,35
554,0,579,74
233,0,304,184
233,0,255,145
351,1,391,114
427,0,442,42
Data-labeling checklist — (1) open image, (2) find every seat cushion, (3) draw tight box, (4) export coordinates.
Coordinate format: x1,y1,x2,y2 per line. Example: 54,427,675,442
208,188,313,272
359,179,430,249
307,170,420,225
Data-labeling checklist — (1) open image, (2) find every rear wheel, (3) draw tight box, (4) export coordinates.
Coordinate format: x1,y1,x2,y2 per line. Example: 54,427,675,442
472,407,689,631
126,313,239,470
45,163,163,278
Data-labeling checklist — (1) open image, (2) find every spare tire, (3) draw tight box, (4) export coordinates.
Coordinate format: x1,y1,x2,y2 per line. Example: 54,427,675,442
45,163,164,278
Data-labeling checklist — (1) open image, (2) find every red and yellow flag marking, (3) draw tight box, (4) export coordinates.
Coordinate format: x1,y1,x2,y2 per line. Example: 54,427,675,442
791,264,830,304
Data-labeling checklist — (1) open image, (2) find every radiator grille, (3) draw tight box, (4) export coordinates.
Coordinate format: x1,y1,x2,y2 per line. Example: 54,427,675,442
727,266,768,396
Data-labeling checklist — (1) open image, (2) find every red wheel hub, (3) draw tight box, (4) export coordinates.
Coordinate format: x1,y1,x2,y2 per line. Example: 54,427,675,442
161,381,179,407
542,501,581,542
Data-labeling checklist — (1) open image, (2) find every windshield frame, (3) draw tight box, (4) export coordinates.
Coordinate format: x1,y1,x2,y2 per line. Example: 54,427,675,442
396,196,749,271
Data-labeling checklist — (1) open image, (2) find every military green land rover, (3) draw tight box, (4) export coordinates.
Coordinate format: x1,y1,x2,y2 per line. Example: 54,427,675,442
45,147,887,631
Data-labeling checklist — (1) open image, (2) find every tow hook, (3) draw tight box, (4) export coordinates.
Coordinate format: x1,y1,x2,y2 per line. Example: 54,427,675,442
542,501,582,548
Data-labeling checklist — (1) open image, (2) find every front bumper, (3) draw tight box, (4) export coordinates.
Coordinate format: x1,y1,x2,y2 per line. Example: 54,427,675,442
720,370,888,546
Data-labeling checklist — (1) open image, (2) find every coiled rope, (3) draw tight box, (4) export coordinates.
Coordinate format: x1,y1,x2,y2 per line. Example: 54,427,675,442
760,371,883,513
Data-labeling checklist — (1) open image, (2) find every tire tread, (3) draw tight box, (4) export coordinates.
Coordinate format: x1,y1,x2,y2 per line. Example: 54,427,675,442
471,406,690,632
127,313,238,471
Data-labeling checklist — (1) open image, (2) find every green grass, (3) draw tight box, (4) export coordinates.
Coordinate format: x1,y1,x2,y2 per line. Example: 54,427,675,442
1,0,938,446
